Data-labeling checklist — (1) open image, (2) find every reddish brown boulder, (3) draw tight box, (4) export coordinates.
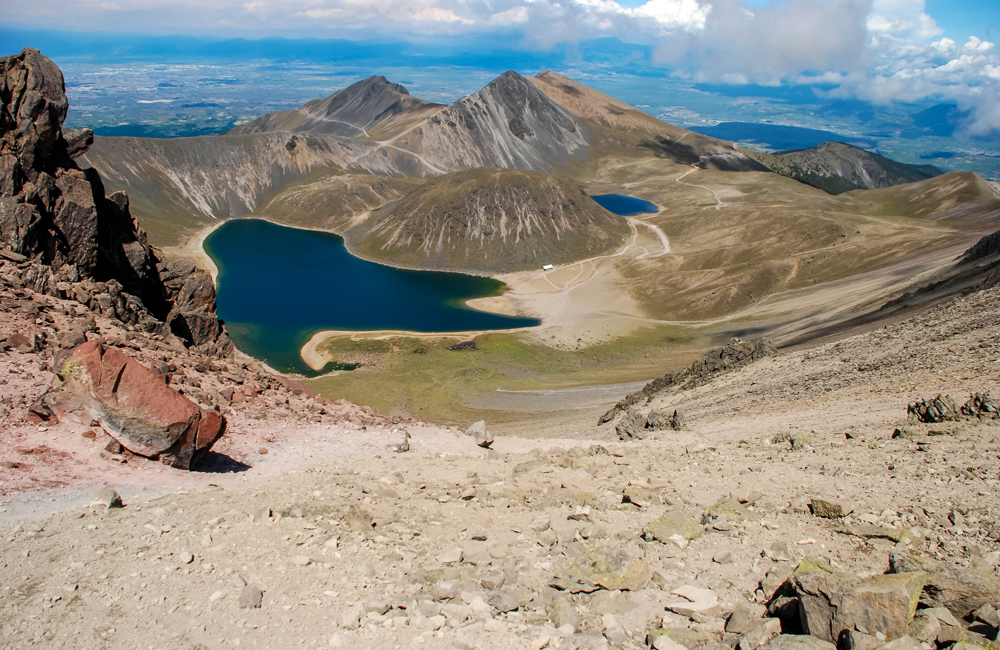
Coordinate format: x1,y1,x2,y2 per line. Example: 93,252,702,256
44,341,225,469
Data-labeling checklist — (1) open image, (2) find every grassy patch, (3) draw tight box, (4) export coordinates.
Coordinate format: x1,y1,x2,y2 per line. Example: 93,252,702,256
305,326,702,425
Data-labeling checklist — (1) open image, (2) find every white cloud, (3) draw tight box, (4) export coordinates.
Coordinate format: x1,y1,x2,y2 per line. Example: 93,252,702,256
867,0,941,40
654,0,875,85
5,0,999,135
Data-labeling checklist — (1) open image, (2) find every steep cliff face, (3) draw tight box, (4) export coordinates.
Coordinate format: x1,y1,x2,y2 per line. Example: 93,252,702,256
348,168,630,272
82,132,400,245
0,48,231,356
229,75,446,141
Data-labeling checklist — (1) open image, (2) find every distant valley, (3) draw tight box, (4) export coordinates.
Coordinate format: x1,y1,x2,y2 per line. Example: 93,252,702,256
80,68,1000,423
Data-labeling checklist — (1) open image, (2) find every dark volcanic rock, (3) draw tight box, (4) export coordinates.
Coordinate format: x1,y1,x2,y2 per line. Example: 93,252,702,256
0,48,230,354
907,395,961,423
601,338,776,425
44,341,225,469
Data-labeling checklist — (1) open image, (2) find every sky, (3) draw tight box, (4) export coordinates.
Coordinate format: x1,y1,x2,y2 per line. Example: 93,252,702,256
3,0,999,135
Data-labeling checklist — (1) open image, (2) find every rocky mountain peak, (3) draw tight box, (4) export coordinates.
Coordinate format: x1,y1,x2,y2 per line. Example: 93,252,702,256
357,74,410,96
0,48,231,356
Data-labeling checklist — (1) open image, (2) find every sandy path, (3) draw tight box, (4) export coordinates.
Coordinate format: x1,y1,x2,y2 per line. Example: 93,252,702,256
296,108,370,137
676,166,728,209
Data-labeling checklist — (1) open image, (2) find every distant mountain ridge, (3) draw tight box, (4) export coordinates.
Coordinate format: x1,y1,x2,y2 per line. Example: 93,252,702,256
748,141,944,194
228,75,446,141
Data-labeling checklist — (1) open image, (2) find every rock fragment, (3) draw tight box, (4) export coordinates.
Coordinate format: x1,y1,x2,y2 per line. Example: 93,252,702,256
465,421,494,448
664,585,720,618
642,510,703,544
90,487,123,509
44,342,225,469
239,584,263,609
809,498,854,519
550,546,649,593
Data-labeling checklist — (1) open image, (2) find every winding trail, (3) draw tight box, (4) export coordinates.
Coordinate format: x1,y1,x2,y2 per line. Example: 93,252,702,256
633,219,670,257
296,109,370,137
536,214,670,298
676,165,728,210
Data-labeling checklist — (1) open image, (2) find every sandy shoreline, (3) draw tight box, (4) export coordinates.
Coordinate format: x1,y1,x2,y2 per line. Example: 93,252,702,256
299,327,532,371
167,215,558,375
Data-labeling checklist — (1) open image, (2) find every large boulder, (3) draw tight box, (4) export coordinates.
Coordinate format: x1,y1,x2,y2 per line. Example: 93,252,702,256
43,341,225,469
889,552,1000,619
792,558,925,644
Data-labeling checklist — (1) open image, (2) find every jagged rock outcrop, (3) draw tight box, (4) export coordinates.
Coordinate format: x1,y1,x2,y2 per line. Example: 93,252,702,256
43,341,225,469
0,48,230,355
601,338,776,425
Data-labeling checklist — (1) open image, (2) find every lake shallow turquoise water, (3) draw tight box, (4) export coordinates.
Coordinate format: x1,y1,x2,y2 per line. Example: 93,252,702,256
590,194,659,216
204,219,539,376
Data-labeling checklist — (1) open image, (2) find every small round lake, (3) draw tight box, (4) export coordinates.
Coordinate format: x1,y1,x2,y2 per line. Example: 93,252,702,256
204,219,539,375
591,194,659,216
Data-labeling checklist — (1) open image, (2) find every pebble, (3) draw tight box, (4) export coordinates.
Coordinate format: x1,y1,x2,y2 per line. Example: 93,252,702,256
210,590,225,602
289,555,311,566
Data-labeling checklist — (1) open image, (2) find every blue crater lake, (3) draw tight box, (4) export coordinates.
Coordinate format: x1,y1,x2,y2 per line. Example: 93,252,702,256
204,219,539,376
591,194,659,216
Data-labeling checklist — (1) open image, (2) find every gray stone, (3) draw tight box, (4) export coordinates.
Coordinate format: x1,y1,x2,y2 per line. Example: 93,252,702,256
793,559,925,643
890,552,1000,619
906,613,941,644
876,637,923,650
550,598,580,630
908,395,961,423
90,487,123,509
489,590,519,613
616,409,647,440
647,409,673,431
727,601,767,634
466,421,494,448
760,635,836,650
239,584,263,609
550,546,650,593
842,629,878,650
642,510,703,544
737,618,782,650
972,603,1000,629
768,541,795,562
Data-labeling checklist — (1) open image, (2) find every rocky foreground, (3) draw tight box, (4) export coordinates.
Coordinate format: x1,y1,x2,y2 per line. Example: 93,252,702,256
1,285,999,649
